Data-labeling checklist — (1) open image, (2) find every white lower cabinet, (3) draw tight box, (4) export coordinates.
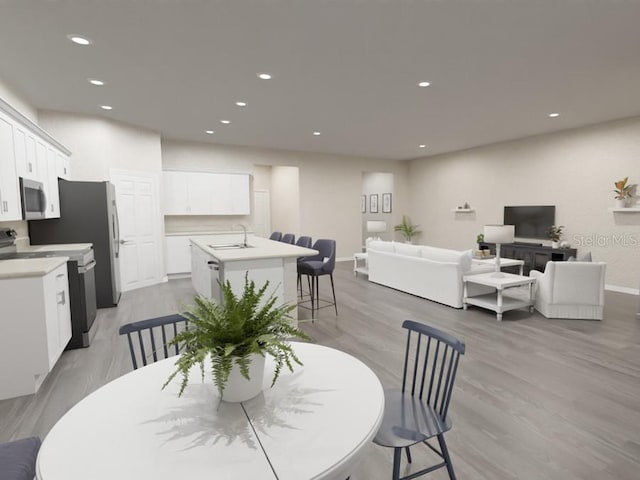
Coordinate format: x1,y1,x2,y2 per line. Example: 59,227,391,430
0,262,72,400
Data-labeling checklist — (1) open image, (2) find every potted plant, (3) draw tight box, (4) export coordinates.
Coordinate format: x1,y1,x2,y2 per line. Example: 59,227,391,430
613,177,633,208
548,225,564,249
394,215,421,243
163,274,310,402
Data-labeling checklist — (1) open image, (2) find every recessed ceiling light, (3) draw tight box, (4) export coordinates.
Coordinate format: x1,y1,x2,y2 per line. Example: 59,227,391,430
100,105,112,110
220,120,231,124
419,144,426,148
88,78,105,86
418,81,431,87
313,131,321,136
67,35,92,45
205,130,215,134
235,101,247,107
548,112,560,118
257,73,272,80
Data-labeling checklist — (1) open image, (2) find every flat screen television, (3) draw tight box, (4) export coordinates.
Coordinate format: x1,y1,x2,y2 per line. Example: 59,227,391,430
503,206,555,239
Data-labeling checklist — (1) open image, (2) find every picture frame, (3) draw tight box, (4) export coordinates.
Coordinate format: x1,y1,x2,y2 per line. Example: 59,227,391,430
361,195,366,213
370,194,378,213
382,193,392,213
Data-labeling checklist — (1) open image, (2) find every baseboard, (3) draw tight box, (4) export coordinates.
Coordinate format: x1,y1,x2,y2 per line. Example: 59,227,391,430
167,273,191,280
336,257,352,262
605,284,639,295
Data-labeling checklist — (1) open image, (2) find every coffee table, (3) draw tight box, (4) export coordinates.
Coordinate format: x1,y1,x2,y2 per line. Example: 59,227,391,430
463,272,536,321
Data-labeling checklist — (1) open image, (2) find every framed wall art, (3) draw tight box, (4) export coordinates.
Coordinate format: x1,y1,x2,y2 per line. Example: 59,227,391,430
370,194,378,213
382,193,392,213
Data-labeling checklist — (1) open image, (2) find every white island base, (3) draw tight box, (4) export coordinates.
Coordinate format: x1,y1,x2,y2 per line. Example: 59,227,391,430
190,237,317,322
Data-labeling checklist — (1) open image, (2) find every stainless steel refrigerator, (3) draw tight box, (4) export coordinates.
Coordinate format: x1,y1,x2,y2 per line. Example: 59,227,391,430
29,179,121,308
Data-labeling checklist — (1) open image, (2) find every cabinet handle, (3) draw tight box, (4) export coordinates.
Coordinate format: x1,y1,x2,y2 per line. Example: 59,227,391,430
51,203,54,212
28,162,33,173
57,291,66,305
56,274,65,279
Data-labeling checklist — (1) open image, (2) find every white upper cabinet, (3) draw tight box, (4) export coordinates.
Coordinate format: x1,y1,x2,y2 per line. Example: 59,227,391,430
163,171,251,216
0,98,71,221
0,114,22,221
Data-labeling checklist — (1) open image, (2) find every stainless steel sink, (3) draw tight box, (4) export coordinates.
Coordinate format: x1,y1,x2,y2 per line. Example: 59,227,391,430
208,243,254,250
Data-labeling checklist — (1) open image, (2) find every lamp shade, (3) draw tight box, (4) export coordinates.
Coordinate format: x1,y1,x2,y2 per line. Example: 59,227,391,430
366,220,387,233
483,224,514,244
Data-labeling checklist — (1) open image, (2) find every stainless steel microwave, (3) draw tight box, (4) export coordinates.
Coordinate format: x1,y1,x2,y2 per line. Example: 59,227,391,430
19,177,46,220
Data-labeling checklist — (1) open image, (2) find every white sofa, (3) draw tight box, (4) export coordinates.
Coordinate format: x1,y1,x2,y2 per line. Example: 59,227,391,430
366,241,494,308
529,261,606,320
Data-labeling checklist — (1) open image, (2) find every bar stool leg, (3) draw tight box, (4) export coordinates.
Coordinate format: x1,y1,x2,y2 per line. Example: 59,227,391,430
330,273,338,315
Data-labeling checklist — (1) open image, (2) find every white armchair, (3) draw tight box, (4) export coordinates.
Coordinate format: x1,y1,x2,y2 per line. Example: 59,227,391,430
529,261,606,320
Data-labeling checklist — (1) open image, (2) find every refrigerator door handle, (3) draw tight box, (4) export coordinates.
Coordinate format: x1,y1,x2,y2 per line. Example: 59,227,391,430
113,201,121,258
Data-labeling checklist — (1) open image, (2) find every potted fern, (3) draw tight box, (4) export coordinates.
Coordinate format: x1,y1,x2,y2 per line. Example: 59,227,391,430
163,274,309,402
394,215,421,243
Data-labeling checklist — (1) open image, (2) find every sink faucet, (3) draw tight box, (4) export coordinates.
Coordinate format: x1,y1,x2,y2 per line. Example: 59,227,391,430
234,224,248,247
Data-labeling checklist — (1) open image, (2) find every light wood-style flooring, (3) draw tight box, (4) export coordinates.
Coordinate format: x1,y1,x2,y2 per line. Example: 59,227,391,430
1,262,639,479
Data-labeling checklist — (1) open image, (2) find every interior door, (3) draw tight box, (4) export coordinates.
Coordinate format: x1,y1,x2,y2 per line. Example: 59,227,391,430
253,190,271,238
110,170,163,292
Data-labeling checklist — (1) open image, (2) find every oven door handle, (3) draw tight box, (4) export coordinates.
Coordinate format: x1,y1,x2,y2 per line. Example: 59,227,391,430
78,260,97,274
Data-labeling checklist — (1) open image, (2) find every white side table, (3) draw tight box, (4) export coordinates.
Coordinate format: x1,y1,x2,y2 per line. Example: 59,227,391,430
463,272,536,321
353,252,368,276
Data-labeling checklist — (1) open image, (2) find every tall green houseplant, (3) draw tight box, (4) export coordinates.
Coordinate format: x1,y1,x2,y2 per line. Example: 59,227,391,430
163,274,309,398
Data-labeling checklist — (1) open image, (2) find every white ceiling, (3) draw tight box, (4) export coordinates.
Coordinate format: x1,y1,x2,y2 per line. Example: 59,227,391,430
1,1,640,161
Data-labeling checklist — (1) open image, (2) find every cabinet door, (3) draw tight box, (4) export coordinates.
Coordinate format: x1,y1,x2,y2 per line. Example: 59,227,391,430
25,133,38,179
43,265,71,369
229,174,250,215
162,171,190,214
46,146,60,218
0,115,22,221
13,126,27,178
207,173,232,215
56,151,71,179
165,236,192,274
188,173,217,215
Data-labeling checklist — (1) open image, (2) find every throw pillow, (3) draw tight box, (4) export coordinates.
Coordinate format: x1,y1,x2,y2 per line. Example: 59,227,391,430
567,256,576,262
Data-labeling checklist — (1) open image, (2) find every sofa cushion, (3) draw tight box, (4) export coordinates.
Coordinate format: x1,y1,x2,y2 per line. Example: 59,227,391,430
394,243,422,257
421,246,472,271
368,240,395,253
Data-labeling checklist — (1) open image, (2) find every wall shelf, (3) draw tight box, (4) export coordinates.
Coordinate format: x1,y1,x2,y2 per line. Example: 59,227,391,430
452,208,475,213
608,207,640,212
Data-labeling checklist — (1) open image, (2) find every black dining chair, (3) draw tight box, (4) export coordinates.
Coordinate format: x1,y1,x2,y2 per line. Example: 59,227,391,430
0,437,41,480
118,313,188,370
374,320,465,480
281,233,295,244
269,231,283,241
297,239,337,320
295,235,313,295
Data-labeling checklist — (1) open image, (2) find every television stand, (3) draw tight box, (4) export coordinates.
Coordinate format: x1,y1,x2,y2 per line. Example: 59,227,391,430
479,242,577,275
513,241,543,246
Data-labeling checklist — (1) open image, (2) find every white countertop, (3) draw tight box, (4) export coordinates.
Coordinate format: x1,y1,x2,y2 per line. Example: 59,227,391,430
191,236,317,262
0,257,69,279
18,243,93,253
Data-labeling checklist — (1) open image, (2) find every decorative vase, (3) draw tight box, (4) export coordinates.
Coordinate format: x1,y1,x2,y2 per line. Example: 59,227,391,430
551,241,559,249
615,198,627,208
222,353,266,402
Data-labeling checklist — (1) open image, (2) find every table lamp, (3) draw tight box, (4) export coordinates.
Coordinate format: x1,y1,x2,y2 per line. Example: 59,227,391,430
483,224,515,277
366,220,387,241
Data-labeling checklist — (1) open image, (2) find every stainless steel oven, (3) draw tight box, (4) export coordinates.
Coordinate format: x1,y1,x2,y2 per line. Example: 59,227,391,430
19,177,46,220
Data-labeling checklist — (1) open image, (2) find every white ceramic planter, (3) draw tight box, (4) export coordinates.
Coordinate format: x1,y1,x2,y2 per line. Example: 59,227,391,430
222,353,266,403
551,241,559,249
615,198,628,208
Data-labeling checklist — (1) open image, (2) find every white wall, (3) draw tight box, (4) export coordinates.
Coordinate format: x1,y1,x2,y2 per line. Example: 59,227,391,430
0,76,38,123
161,139,411,259
271,166,300,236
409,116,640,290
37,110,162,181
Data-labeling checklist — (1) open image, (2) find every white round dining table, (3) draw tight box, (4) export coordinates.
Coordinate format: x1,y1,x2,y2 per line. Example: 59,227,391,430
36,342,384,480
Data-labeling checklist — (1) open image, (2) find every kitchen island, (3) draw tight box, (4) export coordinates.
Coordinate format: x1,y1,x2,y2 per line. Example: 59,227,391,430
190,237,317,321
